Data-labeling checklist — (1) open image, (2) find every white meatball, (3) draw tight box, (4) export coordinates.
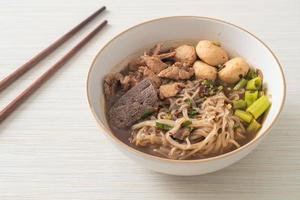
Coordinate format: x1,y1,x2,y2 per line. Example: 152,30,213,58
175,45,197,66
196,40,228,66
193,61,217,81
218,57,250,84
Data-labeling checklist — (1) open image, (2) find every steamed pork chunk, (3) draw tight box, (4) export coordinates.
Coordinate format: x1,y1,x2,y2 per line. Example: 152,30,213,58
158,62,194,80
141,43,176,74
141,67,161,87
159,82,184,99
141,55,168,74
158,66,194,80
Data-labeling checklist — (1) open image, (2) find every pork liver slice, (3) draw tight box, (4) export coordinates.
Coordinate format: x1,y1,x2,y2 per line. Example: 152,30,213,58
109,78,158,128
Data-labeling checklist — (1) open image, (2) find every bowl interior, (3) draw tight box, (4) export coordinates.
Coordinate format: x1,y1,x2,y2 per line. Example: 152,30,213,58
87,17,285,159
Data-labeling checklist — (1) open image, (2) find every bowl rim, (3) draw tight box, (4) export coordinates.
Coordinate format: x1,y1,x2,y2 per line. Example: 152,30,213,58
86,16,286,163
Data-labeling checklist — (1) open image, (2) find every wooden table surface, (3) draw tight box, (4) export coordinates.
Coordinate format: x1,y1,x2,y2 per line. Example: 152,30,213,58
0,0,299,199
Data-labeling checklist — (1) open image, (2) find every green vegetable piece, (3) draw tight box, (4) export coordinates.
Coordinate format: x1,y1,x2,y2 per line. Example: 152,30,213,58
233,78,248,90
156,122,173,131
217,85,224,92
233,123,240,130
164,113,173,120
140,109,155,119
246,95,271,119
182,120,192,127
212,41,221,46
247,119,261,133
184,98,193,107
246,77,262,90
188,109,198,117
246,69,257,79
245,90,258,107
233,100,247,110
234,110,253,123
202,79,214,87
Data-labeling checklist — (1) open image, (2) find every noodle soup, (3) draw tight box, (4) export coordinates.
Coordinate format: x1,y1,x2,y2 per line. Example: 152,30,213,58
103,40,271,160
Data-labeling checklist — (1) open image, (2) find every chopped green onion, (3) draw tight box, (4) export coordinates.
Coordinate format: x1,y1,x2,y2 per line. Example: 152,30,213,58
246,95,271,119
233,99,247,110
212,41,221,46
140,109,155,119
247,119,261,133
188,109,198,117
217,64,224,71
245,90,258,107
156,122,173,131
184,98,193,107
246,69,257,79
187,127,194,132
234,78,248,90
217,85,224,92
233,123,240,130
246,77,262,90
233,123,242,132
164,113,173,120
182,120,192,127
202,79,214,87
234,110,253,123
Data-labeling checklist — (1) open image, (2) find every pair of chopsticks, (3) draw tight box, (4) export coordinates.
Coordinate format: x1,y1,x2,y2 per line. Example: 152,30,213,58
0,6,107,123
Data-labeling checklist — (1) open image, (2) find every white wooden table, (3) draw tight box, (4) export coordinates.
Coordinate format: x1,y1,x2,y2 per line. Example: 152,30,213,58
0,0,299,199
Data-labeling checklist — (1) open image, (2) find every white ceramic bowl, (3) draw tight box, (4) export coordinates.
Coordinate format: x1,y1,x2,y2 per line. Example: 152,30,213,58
87,16,286,176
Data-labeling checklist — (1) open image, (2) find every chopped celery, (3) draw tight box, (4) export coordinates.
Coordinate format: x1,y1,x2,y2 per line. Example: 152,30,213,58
233,100,247,110
234,78,248,90
246,95,271,119
246,77,262,90
247,119,261,133
234,110,253,123
245,90,258,107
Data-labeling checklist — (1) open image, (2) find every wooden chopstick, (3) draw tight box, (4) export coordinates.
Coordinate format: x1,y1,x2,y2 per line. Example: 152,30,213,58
0,6,106,92
0,20,108,123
